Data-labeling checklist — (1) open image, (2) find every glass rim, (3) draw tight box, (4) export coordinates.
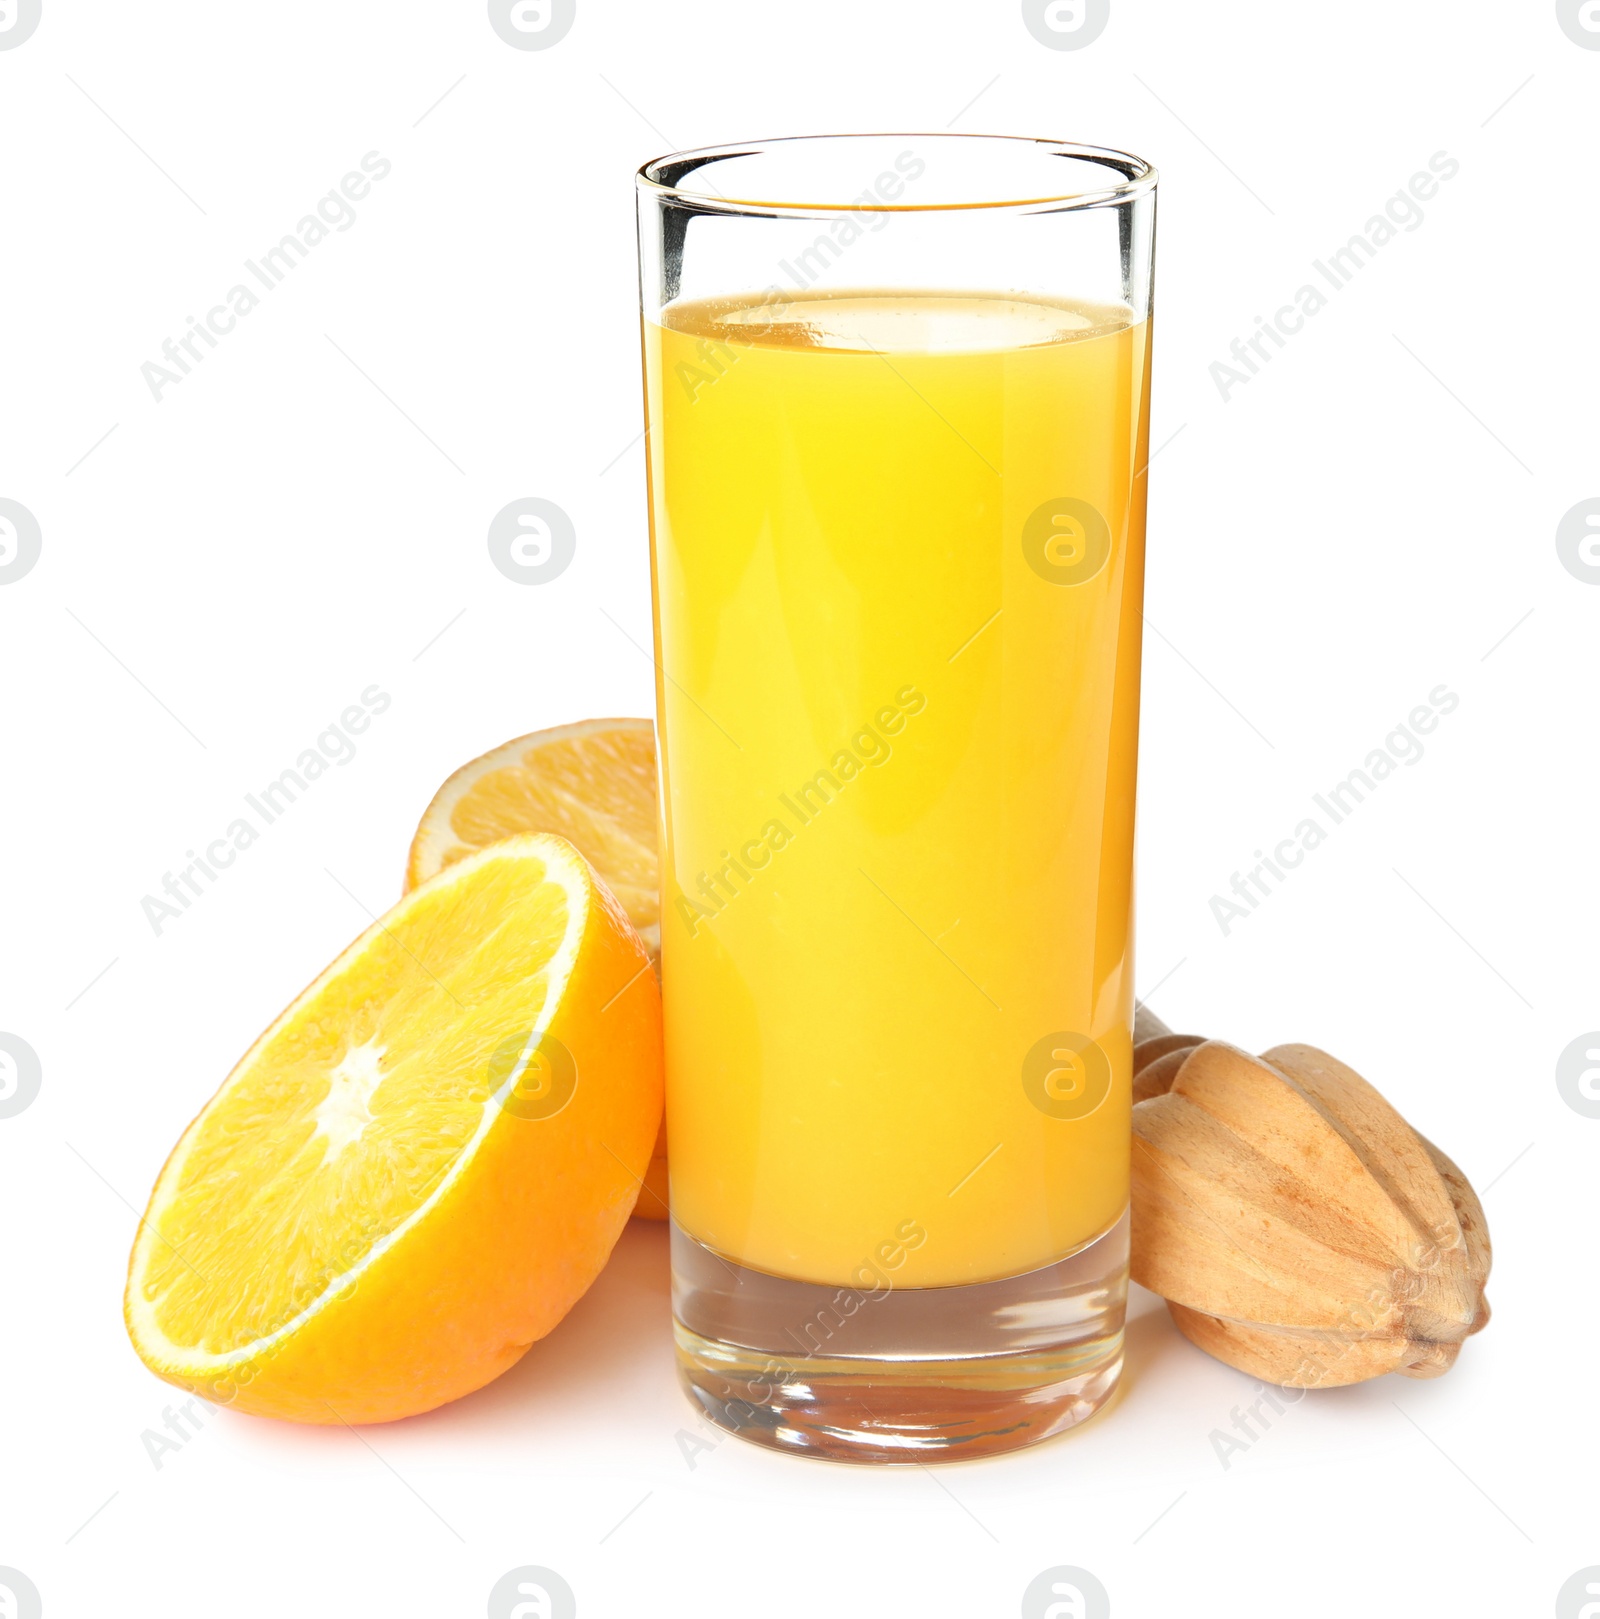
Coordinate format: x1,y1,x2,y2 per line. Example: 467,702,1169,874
637,133,1157,218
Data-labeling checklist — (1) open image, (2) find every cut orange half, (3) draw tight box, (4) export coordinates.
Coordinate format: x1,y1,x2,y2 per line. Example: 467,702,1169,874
406,718,669,1220
406,718,659,953
125,834,662,1424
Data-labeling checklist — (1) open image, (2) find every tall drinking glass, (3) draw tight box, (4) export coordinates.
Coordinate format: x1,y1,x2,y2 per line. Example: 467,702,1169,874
636,135,1156,1463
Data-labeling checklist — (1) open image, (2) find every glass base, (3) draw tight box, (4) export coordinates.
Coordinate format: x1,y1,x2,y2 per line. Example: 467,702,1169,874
671,1211,1127,1465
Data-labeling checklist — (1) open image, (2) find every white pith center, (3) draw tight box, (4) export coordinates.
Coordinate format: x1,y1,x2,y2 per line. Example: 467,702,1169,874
311,1039,386,1164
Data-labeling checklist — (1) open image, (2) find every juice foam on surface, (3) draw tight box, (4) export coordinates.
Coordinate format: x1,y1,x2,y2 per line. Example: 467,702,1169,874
646,289,1150,1287
665,290,1133,353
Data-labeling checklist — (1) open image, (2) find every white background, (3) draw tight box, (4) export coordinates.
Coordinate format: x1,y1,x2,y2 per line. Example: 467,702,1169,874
1,1,1594,1614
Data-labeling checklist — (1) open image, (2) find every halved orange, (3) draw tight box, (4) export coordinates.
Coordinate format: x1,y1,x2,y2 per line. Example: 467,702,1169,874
406,718,659,952
125,834,661,1424
406,719,669,1220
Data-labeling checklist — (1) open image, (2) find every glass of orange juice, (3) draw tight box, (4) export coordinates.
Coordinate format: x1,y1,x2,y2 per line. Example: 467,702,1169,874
636,135,1156,1463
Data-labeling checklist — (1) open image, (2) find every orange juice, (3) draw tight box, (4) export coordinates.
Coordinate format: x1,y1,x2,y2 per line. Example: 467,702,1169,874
644,290,1150,1289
